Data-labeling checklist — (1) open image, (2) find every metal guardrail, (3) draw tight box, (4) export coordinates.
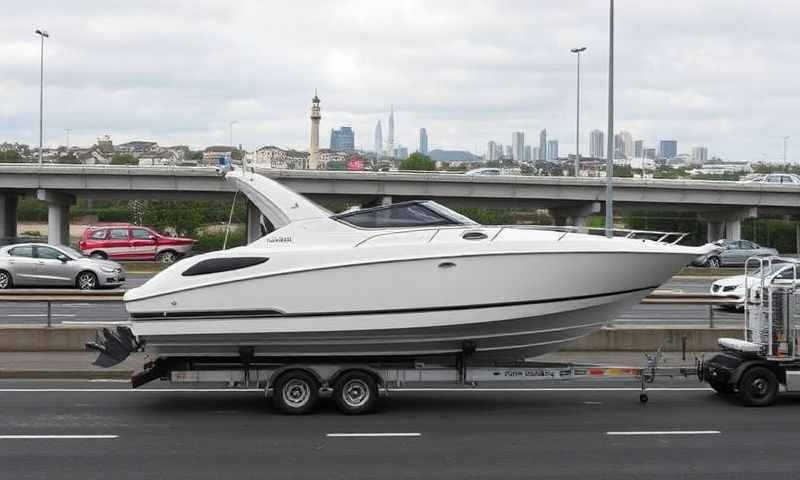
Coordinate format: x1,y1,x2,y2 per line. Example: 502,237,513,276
0,289,740,328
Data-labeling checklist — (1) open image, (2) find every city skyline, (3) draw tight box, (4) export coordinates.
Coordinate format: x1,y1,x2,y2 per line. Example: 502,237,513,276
0,2,796,162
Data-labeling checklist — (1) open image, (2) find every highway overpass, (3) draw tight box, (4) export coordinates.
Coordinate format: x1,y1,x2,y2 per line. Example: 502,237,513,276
1,163,798,244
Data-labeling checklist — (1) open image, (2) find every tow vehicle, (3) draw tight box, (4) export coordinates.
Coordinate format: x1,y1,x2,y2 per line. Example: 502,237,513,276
699,256,800,406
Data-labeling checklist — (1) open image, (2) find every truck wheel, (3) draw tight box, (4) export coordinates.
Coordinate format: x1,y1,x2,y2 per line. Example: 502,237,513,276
272,370,319,415
737,366,778,406
333,371,378,415
708,378,734,395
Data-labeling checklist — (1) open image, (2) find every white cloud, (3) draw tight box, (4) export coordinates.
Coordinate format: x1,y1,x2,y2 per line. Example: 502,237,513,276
1,0,798,161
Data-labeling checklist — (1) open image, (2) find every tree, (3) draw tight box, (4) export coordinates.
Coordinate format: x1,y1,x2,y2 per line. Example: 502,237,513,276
111,153,138,165
399,152,435,171
57,153,81,164
0,150,23,163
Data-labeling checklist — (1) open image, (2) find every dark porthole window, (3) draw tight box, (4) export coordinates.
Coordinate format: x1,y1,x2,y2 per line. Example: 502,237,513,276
182,257,268,276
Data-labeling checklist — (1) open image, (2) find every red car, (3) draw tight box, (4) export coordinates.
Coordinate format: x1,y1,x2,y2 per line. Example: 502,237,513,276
79,225,194,263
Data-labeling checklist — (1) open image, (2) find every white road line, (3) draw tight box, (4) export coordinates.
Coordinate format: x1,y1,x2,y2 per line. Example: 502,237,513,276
0,435,118,440
607,431,720,436
0,387,711,393
62,304,91,307
327,433,421,438
6,314,76,318
62,321,130,325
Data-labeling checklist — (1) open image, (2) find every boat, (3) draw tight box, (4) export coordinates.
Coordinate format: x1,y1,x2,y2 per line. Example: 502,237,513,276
89,167,716,367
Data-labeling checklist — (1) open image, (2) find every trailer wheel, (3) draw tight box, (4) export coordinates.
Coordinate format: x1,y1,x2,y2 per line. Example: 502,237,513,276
333,371,378,415
737,366,778,407
272,370,320,414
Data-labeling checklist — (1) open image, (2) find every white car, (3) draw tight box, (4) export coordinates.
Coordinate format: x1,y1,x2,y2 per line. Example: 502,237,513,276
710,262,798,309
740,173,800,185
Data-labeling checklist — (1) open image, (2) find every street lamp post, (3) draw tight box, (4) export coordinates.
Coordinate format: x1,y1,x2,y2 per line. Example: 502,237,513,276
604,0,615,238
571,47,587,178
35,29,49,165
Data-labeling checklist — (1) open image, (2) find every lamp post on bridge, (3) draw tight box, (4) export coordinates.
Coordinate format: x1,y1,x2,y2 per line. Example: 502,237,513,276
35,29,49,166
571,47,586,178
604,0,615,238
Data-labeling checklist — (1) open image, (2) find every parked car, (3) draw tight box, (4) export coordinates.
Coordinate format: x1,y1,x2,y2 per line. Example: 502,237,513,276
0,243,125,290
697,239,778,268
740,173,800,185
710,260,797,310
79,225,194,264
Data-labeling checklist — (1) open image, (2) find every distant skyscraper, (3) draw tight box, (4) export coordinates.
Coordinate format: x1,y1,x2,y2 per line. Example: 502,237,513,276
547,140,559,161
620,131,633,158
386,105,395,158
539,129,547,161
487,141,497,161
524,145,532,162
418,128,428,155
495,143,503,160
634,140,644,158
374,121,383,159
659,140,678,159
330,127,354,151
613,134,625,159
512,132,525,162
504,145,512,158
394,145,409,160
643,148,656,160
532,147,541,162
308,90,321,170
692,146,708,164
589,129,604,158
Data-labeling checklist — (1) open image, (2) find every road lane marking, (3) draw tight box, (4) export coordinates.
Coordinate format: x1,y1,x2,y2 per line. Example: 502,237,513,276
62,321,131,325
607,431,720,436
0,387,711,393
0,435,118,440
327,433,420,438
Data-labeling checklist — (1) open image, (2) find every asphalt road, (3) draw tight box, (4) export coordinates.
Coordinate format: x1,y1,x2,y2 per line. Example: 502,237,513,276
1,379,798,479
0,275,742,327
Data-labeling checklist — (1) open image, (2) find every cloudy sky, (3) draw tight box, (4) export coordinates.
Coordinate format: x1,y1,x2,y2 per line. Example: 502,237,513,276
1,0,797,161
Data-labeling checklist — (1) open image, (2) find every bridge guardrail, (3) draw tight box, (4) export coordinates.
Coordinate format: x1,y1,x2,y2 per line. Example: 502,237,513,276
0,290,741,328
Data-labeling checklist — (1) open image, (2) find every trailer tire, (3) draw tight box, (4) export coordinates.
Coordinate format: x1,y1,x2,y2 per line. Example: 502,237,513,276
333,371,378,415
737,366,778,407
272,370,319,415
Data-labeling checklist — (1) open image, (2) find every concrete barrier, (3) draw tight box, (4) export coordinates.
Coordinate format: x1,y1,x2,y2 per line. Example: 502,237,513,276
0,326,98,352
0,325,741,353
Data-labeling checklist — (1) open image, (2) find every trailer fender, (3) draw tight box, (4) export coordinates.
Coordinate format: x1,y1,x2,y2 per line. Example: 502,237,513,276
328,366,384,389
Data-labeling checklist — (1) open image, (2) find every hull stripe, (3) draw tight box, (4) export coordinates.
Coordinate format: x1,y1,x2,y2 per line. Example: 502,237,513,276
131,284,657,321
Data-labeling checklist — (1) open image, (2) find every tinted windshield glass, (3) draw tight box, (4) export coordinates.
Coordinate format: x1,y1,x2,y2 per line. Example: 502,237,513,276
334,201,476,229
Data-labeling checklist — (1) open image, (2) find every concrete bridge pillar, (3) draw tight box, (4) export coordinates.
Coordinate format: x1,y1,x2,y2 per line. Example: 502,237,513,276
36,190,75,246
549,202,600,230
0,193,18,240
246,200,263,244
704,207,757,243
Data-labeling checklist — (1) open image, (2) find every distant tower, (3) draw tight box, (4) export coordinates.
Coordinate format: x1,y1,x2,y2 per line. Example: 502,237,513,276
419,128,428,155
374,121,383,160
539,129,547,161
387,105,395,158
308,90,321,169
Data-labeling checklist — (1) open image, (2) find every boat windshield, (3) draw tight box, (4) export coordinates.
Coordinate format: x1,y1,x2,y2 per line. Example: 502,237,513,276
333,201,478,229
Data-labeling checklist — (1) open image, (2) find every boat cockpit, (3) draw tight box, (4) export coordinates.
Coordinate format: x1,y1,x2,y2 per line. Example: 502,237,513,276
332,201,478,229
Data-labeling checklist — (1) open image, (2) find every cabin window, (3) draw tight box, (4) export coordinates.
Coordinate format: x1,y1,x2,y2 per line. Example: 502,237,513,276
334,201,477,229
182,257,269,276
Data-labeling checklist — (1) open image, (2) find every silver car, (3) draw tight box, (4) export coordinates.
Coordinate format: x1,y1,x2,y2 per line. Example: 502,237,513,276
0,243,125,290
700,239,779,268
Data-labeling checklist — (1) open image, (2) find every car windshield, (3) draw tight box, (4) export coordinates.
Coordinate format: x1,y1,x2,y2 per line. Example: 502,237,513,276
59,246,87,259
333,201,478,229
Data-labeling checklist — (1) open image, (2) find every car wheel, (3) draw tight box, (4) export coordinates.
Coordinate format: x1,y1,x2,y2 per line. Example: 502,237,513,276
707,257,721,268
0,270,12,289
156,251,177,264
76,271,98,290
90,251,107,260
